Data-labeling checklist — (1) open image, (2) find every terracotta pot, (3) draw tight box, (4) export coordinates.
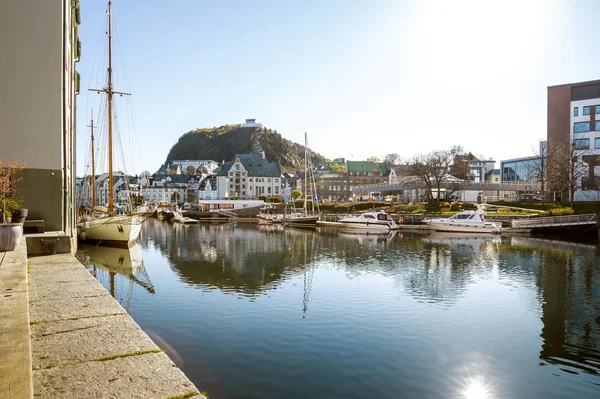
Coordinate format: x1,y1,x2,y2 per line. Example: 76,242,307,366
0,223,23,251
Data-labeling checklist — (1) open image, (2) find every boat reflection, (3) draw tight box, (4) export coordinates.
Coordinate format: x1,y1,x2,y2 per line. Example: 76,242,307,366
422,232,501,252
78,243,155,303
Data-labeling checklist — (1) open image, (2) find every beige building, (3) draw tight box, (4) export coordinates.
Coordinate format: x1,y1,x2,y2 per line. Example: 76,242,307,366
0,0,80,243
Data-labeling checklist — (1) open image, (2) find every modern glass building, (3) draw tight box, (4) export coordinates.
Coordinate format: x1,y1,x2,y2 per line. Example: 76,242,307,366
500,156,542,182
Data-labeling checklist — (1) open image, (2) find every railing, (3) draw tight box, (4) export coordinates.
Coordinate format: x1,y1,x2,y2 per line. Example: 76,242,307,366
511,213,597,229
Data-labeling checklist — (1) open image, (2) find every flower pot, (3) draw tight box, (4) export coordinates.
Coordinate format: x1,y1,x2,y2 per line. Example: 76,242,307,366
0,223,23,251
12,209,28,224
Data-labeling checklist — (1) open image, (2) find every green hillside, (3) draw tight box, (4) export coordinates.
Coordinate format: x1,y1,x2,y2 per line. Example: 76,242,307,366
165,125,329,171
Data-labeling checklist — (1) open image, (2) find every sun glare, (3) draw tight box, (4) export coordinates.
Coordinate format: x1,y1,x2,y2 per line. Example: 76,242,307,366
462,378,490,399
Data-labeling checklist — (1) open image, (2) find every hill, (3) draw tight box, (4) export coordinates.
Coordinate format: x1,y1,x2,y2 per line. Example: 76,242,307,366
165,125,329,171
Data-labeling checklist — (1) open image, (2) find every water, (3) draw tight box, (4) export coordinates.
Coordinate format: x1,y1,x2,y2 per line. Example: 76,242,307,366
77,220,600,399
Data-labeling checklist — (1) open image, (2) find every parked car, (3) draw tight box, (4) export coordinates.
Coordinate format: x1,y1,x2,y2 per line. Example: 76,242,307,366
517,194,542,202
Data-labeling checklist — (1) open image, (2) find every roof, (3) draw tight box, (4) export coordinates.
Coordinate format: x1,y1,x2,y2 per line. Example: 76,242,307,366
164,175,193,184
346,161,388,174
316,173,347,179
216,153,281,177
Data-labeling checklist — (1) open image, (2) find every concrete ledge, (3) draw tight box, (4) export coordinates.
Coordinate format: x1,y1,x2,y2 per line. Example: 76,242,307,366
28,253,203,399
0,240,33,399
25,232,71,257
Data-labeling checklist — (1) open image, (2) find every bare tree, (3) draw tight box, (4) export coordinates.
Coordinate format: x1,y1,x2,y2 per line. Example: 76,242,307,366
547,140,587,205
186,165,196,175
407,154,434,202
366,156,380,163
408,146,463,203
527,141,548,203
383,153,401,165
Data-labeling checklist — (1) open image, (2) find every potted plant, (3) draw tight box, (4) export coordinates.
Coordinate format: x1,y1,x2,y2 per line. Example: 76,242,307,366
0,158,27,251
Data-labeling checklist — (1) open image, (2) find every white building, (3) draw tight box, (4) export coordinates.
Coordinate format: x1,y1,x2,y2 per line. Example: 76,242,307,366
241,118,263,128
170,160,219,175
215,139,282,199
548,80,600,201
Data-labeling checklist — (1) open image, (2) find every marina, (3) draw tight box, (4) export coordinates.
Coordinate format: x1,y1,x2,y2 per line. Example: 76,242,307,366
77,219,600,399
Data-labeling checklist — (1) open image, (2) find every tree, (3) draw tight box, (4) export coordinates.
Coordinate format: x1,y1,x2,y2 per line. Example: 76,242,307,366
548,140,587,205
291,189,303,200
171,191,181,204
366,156,380,163
407,146,463,203
527,142,548,203
186,165,196,175
383,153,401,165
0,158,26,223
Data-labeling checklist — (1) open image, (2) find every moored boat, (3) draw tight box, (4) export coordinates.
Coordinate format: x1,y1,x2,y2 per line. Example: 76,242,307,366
77,2,143,248
423,205,502,234
339,210,400,231
172,210,199,224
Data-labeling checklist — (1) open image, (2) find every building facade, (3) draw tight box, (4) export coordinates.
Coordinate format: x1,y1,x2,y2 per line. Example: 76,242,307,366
548,80,600,200
500,156,541,182
215,139,282,199
0,0,80,240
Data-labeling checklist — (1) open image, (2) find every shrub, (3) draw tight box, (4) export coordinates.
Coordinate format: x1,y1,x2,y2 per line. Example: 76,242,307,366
547,207,574,216
265,196,283,203
424,202,441,213
258,196,266,201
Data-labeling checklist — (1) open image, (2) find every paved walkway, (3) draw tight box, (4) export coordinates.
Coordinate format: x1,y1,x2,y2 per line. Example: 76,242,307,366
27,251,204,398
0,241,33,399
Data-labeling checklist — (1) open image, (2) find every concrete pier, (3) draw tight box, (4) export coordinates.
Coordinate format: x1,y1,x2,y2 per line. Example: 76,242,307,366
1,241,205,399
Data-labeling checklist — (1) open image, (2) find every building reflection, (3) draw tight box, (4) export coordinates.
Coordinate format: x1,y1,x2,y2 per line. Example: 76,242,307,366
508,237,600,377
136,220,600,378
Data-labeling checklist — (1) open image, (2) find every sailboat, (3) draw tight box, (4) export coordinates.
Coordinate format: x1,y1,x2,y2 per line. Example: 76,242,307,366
77,1,143,248
283,133,321,228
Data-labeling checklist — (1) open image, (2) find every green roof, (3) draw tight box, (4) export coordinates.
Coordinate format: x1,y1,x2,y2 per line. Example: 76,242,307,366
346,161,388,174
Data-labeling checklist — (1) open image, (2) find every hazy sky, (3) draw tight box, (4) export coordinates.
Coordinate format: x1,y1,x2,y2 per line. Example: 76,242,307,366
76,0,600,176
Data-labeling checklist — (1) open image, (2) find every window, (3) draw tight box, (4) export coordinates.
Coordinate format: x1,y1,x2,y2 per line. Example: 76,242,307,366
596,137,600,149
596,121,600,131
574,138,590,149
574,107,579,116
596,106,600,115
267,187,271,194
574,122,590,133
583,106,591,115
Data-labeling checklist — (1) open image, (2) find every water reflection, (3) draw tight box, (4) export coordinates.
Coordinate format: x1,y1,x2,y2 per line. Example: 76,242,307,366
77,243,154,309
82,220,600,397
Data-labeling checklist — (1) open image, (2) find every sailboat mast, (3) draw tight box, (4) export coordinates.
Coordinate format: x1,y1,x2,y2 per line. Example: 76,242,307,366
107,1,114,215
90,118,96,208
304,132,308,214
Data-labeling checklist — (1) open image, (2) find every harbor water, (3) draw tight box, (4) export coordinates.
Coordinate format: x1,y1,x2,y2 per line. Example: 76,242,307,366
77,219,600,399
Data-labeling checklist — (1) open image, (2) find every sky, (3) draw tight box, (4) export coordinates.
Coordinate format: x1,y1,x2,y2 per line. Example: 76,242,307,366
76,0,600,176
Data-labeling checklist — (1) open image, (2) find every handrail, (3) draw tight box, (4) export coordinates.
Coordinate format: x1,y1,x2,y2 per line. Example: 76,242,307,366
511,213,597,228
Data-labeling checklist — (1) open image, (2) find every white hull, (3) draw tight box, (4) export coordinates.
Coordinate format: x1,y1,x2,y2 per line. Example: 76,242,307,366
424,220,501,234
339,221,399,231
78,215,144,247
